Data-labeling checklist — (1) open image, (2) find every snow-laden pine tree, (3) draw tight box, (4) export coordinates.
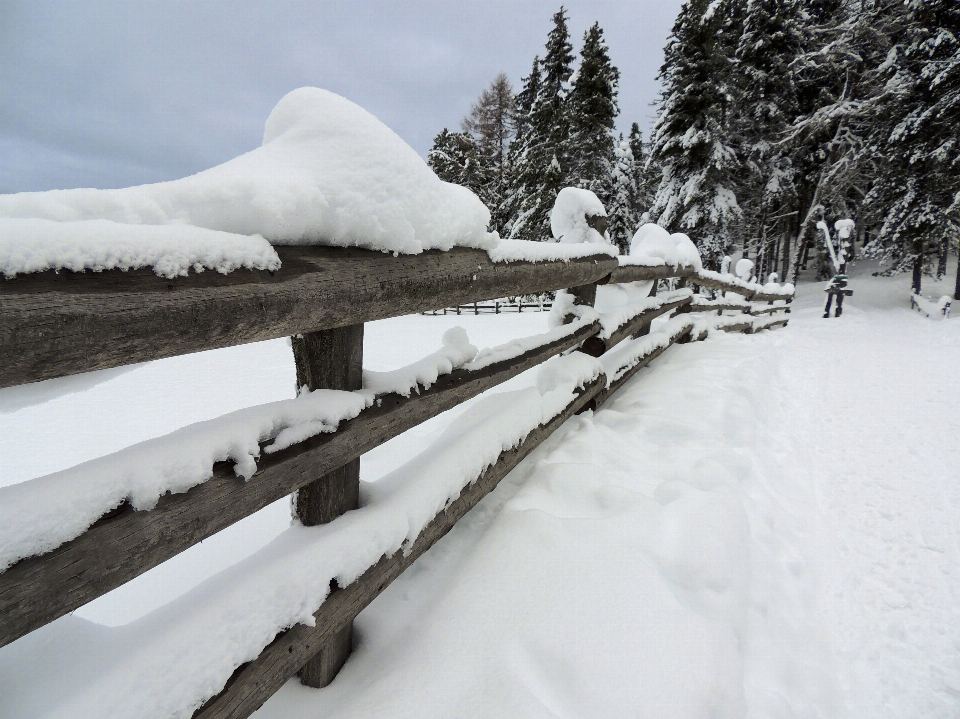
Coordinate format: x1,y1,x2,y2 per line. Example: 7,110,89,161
863,0,960,295
504,7,575,241
566,22,620,208
731,0,805,280
427,129,489,204
781,0,889,281
607,135,639,253
629,123,656,219
650,0,743,270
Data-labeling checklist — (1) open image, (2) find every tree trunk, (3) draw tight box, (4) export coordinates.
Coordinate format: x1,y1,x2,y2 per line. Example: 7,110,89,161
912,241,924,296
954,244,960,301
780,227,791,281
937,238,948,280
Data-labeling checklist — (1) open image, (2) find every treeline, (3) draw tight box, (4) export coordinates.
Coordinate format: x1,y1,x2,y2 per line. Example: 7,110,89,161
430,2,959,296
427,8,655,255
651,0,959,295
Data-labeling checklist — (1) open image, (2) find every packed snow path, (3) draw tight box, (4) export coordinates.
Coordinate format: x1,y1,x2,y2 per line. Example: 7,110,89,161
0,270,957,718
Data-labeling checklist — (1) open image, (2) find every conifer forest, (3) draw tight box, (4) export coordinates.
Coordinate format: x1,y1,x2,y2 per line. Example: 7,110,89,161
428,2,960,296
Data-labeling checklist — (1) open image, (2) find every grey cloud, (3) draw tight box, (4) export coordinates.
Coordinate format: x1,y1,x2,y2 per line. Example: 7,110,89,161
0,0,682,193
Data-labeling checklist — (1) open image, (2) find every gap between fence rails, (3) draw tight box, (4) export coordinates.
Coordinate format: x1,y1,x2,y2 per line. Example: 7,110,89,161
194,310,790,719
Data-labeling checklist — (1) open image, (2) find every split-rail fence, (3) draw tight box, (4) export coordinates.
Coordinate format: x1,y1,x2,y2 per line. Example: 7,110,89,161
0,244,792,718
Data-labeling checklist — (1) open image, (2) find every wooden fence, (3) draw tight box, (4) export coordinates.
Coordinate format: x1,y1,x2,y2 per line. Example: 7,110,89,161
0,245,792,718
422,299,554,315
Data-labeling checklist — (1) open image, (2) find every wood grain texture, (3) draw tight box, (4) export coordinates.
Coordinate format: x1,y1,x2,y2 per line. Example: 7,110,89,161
607,264,696,285
192,374,606,719
0,320,600,649
291,324,364,687
0,246,617,389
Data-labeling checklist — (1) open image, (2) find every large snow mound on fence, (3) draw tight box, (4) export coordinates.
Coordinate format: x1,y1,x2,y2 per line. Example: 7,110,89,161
0,88,495,278
626,222,702,270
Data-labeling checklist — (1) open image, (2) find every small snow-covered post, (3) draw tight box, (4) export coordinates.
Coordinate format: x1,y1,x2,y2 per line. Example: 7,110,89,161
549,187,610,351
290,324,364,687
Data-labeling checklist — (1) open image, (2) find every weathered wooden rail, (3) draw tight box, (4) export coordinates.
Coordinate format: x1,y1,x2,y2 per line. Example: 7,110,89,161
0,245,793,718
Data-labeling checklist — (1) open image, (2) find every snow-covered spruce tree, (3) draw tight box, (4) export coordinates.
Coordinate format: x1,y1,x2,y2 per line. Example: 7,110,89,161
607,135,639,253
504,7,575,241
630,122,657,219
650,0,743,270
781,0,900,281
567,22,620,207
427,129,490,204
730,0,806,280
864,0,960,296
461,73,516,234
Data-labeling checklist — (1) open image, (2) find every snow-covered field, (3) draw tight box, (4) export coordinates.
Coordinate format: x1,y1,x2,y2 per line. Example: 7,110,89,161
1,261,958,718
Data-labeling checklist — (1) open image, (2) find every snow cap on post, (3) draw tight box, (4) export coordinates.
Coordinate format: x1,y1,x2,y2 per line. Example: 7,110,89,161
550,187,610,244
735,258,754,281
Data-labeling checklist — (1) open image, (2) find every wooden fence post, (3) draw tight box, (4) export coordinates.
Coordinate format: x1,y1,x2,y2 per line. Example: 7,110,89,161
567,283,604,357
290,323,364,687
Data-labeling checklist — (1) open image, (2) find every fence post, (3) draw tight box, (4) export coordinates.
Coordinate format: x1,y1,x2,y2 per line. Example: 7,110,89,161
567,283,597,312
290,324,364,687
568,283,603,357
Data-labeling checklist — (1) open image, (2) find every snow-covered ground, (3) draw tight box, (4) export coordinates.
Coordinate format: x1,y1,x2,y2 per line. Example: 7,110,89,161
0,260,958,718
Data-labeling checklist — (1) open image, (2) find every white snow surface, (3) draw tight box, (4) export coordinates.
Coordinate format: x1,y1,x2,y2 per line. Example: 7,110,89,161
690,294,751,308
0,218,281,279
1,259,958,719
628,222,703,271
464,319,596,372
834,218,856,239
0,352,602,719
911,293,952,319
699,268,796,297
599,315,696,383
549,187,609,244
2,322,577,572
0,88,495,279
361,327,478,398
486,238,616,263
0,387,369,572
596,287,693,340
547,289,602,328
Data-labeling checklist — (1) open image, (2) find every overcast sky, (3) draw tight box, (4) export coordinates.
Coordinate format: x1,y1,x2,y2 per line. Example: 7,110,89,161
0,1,683,194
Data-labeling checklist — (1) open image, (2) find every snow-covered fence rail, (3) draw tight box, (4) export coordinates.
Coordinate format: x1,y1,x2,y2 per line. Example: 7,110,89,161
0,246,792,719
0,246,612,389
